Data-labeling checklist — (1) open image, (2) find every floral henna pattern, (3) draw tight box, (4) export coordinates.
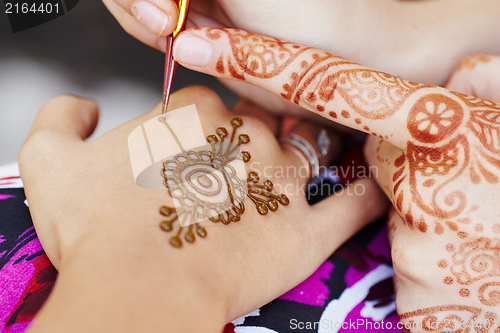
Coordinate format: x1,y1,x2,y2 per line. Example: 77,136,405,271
159,118,289,248
280,52,427,120
456,54,493,72
195,28,500,329
392,91,500,236
438,235,500,307
398,231,500,331
201,28,427,121
202,28,309,80
199,29,500,236
399,305,499,333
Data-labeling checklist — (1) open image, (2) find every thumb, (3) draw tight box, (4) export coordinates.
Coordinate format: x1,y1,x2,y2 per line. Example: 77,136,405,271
310,177,390,256
26,94,99,142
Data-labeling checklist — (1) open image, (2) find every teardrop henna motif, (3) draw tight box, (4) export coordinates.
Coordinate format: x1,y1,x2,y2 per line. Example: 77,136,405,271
158,118,289,248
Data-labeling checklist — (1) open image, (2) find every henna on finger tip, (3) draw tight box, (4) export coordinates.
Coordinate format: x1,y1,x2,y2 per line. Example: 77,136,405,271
176,28,500,231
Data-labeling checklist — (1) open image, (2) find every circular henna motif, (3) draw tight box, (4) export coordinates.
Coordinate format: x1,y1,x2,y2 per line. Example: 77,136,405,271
407,94,464,143
163,148,247,221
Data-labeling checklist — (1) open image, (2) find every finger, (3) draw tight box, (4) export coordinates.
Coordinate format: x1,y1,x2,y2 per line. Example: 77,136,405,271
363,136,405,213
103,0,179,38
309,177,390,259
103,0,163,50
188,8,227,29
281,122,342,189
387,208,404,247
231,99,280,136
173,27,486,150
446,54,500,101
26,94,99,142
187,12,321,121
222,79,321,118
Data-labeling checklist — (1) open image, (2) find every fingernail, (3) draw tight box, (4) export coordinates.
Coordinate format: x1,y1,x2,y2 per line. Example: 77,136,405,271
173,34,212,67
130,2,169,37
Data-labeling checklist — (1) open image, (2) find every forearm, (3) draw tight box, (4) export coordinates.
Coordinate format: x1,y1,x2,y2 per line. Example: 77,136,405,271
27,230,226,333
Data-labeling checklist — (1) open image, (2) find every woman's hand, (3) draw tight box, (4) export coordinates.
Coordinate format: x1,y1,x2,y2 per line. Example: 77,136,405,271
19,86,387,332
171,27,500,331
104,0,500,86
105,0,500,119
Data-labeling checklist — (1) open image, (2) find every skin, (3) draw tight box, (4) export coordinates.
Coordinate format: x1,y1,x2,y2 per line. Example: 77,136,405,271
103,0,500,118
171,27,500,331
19,86,388,332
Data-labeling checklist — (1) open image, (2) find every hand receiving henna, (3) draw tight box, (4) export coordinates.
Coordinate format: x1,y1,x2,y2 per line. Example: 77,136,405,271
19,87,387,332
172,27,500,331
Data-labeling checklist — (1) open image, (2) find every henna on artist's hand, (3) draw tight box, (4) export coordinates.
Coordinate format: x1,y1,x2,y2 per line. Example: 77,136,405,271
173,27,500,331
106,0,500,86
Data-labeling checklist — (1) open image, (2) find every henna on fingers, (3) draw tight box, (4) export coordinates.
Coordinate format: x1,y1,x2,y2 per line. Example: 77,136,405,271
180,28,500,237
174,29,500,330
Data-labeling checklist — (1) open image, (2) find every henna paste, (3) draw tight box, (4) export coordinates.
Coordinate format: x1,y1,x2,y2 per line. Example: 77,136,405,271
456,54,492,72
198,29,500,237
205,28,309,81
400,305,499,333
392,92,500,235
158,117,289,248
438,236,500,307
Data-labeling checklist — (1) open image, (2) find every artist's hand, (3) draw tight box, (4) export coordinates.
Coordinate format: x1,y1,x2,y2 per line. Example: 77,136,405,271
172,27,500,330
102,0,500,85
104,0,500,119
19,86,387,332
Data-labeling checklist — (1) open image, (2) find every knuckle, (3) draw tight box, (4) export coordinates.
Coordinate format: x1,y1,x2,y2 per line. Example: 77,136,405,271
391,229,437,287
180,86,225,111
456,54,492,72
190,85,221,102
117,11,135,35
21,129,63,160
291,60,339,110
239,115,280,149
41,94,97,116
42,94,79,108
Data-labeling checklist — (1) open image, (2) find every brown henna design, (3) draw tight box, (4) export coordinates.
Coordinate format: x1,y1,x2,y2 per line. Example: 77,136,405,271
205,28,309,81
201,29,500,237
456,54,492,72
279,52,427,120
392,91,500,235
399,305,499,333
437,236,500,307
202,28,428,122
407,94,464,144
407,137,469,218
159,118,289,248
